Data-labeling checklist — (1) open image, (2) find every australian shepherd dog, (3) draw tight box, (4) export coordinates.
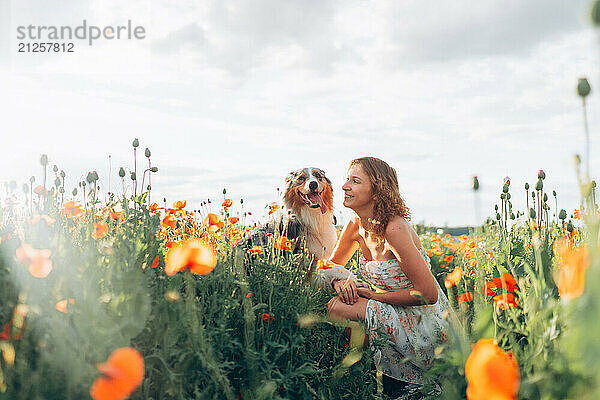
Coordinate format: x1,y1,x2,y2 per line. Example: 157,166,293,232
241,167,338,263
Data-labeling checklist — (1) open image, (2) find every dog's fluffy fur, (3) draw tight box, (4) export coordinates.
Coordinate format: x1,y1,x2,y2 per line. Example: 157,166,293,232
242,167,338,260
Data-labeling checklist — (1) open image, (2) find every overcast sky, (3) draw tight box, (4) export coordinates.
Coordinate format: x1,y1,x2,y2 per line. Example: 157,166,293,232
1,0,599,226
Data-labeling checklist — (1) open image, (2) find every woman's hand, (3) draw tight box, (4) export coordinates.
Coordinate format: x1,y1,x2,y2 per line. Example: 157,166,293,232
332,279,358,304
357,286,375,300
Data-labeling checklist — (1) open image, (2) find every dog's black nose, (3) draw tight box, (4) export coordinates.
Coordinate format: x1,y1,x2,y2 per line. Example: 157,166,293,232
309,181,318,191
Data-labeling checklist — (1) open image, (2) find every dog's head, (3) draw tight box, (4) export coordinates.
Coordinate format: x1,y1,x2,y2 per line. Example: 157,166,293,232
283,167,333,215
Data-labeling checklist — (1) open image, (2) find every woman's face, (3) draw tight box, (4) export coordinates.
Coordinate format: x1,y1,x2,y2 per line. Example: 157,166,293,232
342,164,374,211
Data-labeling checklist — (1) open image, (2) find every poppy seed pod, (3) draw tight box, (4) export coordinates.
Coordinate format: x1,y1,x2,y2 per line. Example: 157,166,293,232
40,154,48,166
54,177,61,187
529,208,536,219
552,190,556,197
147,185,151,191
510,212,515,220
472,176,479,191
133,138,139,148
130,172,136,181
60,170,65,178
567,221,574,232
500,193,506,200
145,148,151,158
53,165,58,173
495,204,498,211
538,170,545,180
72,188,77,196
502,184,509,193
223,188,227,195
150,167,158,173
531,192,535,199
525,183,529,190
559,209,567,220
535,179,543,191
119,167,126,178
81,181,86,187
577,78,591,98
506,193,511,200
240,199,244,205
496,213,501,220
543,193,548,202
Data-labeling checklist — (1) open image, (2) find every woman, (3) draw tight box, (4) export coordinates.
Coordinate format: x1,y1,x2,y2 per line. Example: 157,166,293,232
319,157,450,391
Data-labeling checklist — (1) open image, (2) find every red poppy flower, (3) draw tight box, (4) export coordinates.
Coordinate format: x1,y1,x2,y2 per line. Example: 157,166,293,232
90,347,144,400
457,292,473,304
492,273,518,293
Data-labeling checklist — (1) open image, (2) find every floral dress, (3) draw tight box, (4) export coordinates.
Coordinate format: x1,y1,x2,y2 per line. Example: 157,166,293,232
360,247,450,386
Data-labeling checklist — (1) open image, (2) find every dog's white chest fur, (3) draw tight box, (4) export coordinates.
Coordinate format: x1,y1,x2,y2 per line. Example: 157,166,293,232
297,208,338,259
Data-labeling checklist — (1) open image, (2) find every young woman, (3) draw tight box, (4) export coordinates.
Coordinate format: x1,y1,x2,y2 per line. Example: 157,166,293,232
319,157,450,390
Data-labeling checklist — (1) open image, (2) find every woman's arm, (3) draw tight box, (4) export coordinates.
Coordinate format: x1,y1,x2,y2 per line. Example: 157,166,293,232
329,217,360,266
367,217,438,305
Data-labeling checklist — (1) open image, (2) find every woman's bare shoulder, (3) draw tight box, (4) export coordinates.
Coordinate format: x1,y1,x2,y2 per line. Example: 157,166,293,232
385,216,422,249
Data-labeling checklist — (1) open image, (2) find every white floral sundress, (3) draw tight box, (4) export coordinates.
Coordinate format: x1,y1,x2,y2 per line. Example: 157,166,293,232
360,247,450,386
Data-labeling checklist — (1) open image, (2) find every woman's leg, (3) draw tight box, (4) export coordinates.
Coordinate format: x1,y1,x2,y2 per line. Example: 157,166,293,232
327,296,369,322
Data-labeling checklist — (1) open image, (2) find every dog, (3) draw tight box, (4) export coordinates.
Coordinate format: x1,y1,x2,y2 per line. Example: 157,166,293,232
241,167,338,261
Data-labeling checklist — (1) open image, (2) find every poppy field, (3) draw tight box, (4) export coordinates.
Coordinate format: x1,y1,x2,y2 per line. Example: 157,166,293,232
0,129,599,400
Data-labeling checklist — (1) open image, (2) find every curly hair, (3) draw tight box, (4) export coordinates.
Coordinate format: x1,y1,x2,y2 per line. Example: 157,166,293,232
349,157,411,240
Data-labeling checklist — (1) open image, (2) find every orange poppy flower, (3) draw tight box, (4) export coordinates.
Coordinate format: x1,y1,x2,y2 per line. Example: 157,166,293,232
92,221,109,239
492,273,518,293
457,292,473,304
15,243,53,278
493,292,518,310
164,239,217,276
222,199,233,208
439,264,446,269
55,298,75,314
487,251,494,261
110,211,124,222
274,236,293,252
33,185,47,196
443,255,454,263
62,201,84,218
553,238,589,300
229,217,239,224
467,240,477,249
573,209,580,220
445,267,463,288
268,202,280,215
427,250,433,257
173,200,187,210
149,203,162,213
90,347,144,400
483,281,496,296
465,339,519,400
151,255,159,269
161,215,177,230
459,234,469,242
247,246,264,255
316,259,335,270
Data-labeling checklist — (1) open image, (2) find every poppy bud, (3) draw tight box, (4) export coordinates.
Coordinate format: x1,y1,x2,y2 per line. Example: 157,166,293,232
240,199,244,205
574,154,581,167
506,193,511,200
552,190,556,197
72,188,77,196
60,170,66,179
577,78,591,98
496,213,501,220
502,184,509,193
529,208,536,219
133,138,139,148
495,204,498,211
53,165,58,173
593,181,597,188
130,172,136,181
223,188,227,195
145,148,151,158
538,170,545,180
559,209,567,220
54,177,61,187
472,176,479,191
30,176,35,184
40,154,48,166
59,187,65,194
535,179,543,191
567,221,574,233
500,193,506,200
510,212,515,220
531,192,535,199
150,167,158,173
147,185,151,191
525,183,529,190
119,167,126,178
543,193,548,202
81,181,86,187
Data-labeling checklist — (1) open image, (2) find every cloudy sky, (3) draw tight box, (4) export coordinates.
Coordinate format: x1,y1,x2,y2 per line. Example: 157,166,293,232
0,0,599,226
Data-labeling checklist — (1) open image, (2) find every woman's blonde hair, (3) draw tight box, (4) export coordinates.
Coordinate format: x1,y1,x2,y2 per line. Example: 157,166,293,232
349,157,410,240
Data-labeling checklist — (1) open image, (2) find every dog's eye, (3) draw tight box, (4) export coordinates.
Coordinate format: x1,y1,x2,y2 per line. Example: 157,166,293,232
313,172,321,179
296,176,306,182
